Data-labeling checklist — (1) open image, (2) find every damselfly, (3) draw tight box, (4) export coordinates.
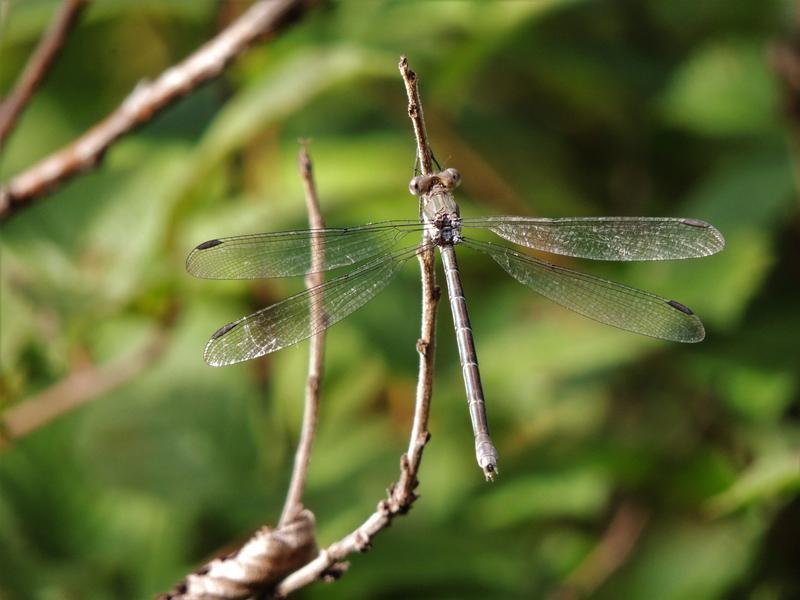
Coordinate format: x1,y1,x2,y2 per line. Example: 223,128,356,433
187,167,724,479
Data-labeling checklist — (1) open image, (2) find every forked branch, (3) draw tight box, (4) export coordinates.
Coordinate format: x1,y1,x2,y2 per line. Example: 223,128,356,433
161,56,440,598
273,55,441,597
0,327,169,448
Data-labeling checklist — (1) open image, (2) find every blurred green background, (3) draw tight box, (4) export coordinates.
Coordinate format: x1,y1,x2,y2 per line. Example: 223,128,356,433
2,0,799,598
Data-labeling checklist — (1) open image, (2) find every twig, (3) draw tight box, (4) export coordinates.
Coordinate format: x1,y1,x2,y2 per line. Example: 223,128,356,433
0,329,169,447
273,55,441,597
0,0,316,221
400,55,439,459
399,56,434,176
159,144,330,600
274,433,430,596
0,0,88,151
279,142,326,527
406,238,438,460
162,56,441,598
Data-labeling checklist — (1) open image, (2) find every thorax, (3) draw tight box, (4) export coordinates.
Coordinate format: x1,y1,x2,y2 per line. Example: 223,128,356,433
422,190,462,246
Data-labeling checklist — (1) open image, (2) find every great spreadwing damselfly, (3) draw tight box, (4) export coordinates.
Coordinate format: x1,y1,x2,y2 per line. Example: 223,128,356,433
187,167,724,480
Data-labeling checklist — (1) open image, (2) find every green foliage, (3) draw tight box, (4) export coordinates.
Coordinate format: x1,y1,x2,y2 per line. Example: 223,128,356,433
1,0,798,598
660,40,780,136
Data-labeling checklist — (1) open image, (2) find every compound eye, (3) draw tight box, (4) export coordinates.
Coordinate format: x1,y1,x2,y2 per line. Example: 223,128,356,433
408,177,422,196
444,168,461,188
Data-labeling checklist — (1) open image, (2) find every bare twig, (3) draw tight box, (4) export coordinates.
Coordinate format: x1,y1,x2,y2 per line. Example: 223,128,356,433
0,0,316,221
274,432,430,596
0,329,169,447
279,142,326,527
273,55,441,597
162,56,441,599
159,144,330,600
0,0,88,151
399,56,434,176
407,223,438,459
400,55,438,460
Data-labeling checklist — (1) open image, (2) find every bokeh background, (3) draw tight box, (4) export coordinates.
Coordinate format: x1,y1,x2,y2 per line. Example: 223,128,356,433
2,1,799,598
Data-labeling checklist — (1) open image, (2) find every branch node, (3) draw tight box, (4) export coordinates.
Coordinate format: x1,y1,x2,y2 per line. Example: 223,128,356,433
321,562,349,582
353,530,371,552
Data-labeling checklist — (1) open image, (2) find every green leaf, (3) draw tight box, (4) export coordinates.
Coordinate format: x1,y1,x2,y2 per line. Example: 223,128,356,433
660,39,779,136
707,448,800,516
599,519,763,600
192,46,396,180
473,465,611,528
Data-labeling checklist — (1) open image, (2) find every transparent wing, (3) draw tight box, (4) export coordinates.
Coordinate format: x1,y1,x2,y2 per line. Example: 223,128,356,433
461,216,724,261
204,244,424,366
463,238,704,342
187,220,423,279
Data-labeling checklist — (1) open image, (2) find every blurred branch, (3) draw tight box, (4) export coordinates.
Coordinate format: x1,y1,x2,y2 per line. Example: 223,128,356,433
425,111,530,215
279,142,326,526
552,501,649,600
0,0,88,151
770,37,800,132
770,22,800,200
0,0,317,221
273,55,441,597
0,328,169,447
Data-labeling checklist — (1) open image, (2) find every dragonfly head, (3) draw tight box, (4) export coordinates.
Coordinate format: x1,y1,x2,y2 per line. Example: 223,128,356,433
408,168,462,196
408,175,428,196
438,167,461,189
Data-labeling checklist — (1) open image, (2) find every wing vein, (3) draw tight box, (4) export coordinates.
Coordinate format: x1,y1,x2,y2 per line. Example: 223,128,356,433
463,237,704,342
204,243,426,365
